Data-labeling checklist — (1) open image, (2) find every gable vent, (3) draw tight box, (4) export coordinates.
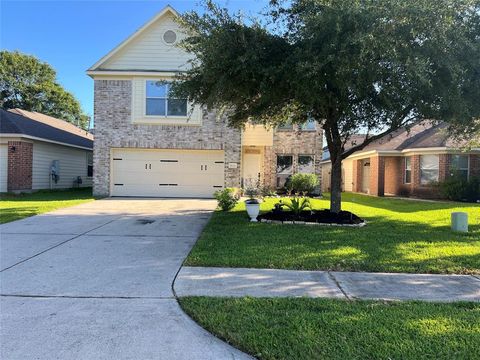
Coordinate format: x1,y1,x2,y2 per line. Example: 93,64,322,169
163,30,177,44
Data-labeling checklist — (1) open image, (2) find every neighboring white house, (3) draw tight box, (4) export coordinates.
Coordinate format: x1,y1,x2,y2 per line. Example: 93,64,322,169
0,109,93,192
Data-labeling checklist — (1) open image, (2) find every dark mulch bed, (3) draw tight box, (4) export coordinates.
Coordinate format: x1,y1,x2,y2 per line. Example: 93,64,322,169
257,209,365,225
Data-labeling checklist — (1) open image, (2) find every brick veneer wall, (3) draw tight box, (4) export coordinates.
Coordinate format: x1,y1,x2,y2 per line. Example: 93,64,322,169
384,157,402,195
369,155,385,196
93,80,241,196
263,128,323,190
7,141,33,191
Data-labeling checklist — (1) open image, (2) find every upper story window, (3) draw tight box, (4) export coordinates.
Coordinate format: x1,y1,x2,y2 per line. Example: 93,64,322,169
450,154,469,181
420,154,439,184
277,121,293,131
301,119,316,131
404,157,411,184
146,81,187,117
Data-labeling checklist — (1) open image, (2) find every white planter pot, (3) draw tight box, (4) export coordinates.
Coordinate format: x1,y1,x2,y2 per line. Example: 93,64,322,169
245,202,260,222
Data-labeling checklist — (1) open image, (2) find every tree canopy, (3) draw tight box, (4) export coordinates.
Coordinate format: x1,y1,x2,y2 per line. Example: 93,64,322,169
0,50,90,129
171,0,480,212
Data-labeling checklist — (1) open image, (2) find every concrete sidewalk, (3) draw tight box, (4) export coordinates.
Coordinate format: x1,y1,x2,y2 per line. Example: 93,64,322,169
175,267,480,302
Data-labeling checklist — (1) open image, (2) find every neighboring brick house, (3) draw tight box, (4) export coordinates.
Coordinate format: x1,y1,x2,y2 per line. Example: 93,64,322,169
0,109,93,193
321,121,479,198
87,6,322,198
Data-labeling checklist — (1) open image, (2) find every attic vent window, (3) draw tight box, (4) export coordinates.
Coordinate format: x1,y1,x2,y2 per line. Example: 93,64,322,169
163,30,177,44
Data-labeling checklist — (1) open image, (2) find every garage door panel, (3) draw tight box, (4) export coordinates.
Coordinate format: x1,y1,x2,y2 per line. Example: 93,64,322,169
111,149,225,198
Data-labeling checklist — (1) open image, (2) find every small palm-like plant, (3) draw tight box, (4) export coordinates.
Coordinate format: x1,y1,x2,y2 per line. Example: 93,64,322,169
282,197,311,217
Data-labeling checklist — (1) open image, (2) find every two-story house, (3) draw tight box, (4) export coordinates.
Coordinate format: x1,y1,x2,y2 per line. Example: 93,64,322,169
87,6,322,198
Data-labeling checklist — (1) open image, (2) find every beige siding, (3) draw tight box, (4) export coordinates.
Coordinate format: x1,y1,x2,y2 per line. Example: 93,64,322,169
242,125,273,146
101,13,192,71
32,141,92,190
131,78,202,125
0,144,7,192
321,159,353,193
321,162,331,193
343,158,354,192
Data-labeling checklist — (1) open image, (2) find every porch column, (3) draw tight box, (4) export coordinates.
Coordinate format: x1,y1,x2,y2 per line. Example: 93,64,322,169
370,155,385,196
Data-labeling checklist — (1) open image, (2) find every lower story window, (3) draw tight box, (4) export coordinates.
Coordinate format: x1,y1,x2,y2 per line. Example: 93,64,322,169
450,154,469,181
420,154,439,184
404,157,411,184
277,155,293,174
298,155,315,173
276,155,293,188
87,152,93,177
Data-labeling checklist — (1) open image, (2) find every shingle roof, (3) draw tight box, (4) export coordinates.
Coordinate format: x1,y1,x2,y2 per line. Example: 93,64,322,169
0,109,93,149
9,109,94,141
361,121,467,151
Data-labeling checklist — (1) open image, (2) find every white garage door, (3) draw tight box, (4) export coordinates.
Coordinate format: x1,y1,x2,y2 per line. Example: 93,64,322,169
111,148,225,198
0,145,7,193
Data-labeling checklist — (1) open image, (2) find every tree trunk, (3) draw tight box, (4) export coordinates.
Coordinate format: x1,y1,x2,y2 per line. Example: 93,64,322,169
330,155,342,213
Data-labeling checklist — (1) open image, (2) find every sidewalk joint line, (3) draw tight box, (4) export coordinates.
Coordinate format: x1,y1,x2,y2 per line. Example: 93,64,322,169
327,272,351,301
471,275,480,281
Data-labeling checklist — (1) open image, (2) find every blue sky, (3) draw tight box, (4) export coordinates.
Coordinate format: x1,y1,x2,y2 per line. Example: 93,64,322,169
1,0,269,121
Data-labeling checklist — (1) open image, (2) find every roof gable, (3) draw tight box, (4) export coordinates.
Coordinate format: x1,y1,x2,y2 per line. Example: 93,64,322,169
88,6,192,73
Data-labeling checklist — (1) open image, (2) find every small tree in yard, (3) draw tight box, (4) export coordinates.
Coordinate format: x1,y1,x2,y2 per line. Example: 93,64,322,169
171,0,480,213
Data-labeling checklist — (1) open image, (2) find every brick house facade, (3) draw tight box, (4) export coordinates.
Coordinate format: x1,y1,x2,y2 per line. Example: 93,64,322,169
321,121,479,199
350,153,480,198
88,6,322,198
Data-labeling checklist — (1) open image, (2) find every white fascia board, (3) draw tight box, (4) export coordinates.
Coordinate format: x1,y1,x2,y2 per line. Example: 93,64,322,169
87,70,180,78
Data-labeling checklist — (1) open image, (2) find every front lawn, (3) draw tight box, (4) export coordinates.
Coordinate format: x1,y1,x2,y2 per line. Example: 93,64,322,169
185,193,480,274
180,297,480,360
0,188,94,224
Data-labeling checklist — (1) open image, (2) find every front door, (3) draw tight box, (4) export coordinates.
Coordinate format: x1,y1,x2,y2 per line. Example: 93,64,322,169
243,153,261,187
361,159,371,194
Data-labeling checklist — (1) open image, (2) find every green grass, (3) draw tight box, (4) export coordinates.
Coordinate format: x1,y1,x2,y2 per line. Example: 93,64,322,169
0,188,94,224
180,297,480,360
185,193,480,274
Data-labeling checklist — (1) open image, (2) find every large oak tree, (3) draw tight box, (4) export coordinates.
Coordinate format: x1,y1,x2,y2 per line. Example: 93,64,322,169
0,50,90,130
172,0,480,212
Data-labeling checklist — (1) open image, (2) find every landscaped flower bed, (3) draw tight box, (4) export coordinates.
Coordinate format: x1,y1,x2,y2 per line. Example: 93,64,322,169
257,209,365,226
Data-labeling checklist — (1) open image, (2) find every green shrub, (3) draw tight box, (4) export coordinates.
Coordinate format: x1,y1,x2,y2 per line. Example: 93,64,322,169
214,188,240,211
440,176,479,202
281,197,311,216
286,173,319,195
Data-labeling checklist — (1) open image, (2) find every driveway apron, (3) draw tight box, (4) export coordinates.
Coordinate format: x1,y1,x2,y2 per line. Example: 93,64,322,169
0,198,252,360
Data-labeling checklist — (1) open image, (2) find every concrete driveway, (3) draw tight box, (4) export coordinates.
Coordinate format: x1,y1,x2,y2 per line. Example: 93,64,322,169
0,198,252,360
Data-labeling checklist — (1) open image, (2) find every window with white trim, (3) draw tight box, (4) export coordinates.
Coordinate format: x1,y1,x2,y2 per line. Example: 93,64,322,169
298,155,315,173
450,154,469,181
420,155,439,184
146,81,187,117
404,157,411,184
